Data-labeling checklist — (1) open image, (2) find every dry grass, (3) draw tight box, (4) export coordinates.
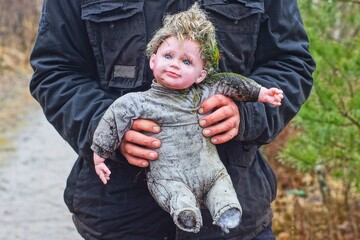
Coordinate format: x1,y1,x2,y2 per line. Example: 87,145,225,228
0,47,36,152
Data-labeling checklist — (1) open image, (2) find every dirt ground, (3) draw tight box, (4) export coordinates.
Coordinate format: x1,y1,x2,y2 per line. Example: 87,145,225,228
0,100,81,240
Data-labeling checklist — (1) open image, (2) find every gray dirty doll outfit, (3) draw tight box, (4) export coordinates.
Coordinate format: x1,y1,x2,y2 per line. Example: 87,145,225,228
91,73,261,233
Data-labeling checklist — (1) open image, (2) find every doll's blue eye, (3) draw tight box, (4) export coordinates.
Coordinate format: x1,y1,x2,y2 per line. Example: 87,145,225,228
183,60,191,66
164,55,171,60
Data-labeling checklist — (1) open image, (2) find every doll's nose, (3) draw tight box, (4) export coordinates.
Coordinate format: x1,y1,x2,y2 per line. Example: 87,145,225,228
170,59,181,68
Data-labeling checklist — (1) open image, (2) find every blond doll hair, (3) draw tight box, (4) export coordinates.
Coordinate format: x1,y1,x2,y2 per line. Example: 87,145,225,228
146,3,219,73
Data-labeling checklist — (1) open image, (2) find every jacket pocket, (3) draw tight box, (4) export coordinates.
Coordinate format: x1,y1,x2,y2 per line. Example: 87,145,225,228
81,1,146,90
203,0,264,74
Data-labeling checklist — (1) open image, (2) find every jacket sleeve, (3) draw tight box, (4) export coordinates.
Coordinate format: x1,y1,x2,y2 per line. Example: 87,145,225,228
29,0,116,163
237,0,315,144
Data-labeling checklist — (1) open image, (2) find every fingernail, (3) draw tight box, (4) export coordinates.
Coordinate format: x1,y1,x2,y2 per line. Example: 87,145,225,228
153,126,160,132
198,108,204,114
141,161,149,167
199,120,206,127
211,138,218,144
149,152,156,159
203,129,211,136
152,140,160,147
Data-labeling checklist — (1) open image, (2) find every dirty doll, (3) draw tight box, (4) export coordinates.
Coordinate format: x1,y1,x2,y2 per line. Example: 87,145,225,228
91,4,283,234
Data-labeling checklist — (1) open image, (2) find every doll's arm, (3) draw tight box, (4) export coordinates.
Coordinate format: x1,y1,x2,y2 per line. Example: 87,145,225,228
205,72,284,106
91,93,143,160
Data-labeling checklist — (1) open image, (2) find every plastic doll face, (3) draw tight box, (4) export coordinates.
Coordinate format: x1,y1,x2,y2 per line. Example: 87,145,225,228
150,36,207,90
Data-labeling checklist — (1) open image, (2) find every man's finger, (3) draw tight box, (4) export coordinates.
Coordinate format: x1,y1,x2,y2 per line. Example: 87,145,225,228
131,119,161,133
199,105,235,128
123,130,161,149
209,127,239,144
199,94,231,114
202,117,238,138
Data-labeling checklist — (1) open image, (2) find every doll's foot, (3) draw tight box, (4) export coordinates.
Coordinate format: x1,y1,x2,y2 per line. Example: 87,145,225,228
178,210,197,229
216,208,241,233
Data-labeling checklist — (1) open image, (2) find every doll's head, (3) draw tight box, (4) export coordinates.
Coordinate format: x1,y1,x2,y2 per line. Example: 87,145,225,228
146,3,219,74
149,35,208,90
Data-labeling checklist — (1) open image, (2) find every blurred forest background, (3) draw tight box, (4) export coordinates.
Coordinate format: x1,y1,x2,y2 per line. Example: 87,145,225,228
0,0,359,239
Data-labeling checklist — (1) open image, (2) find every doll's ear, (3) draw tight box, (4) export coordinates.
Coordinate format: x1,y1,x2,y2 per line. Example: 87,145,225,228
149,54,156,70
195,70,207,84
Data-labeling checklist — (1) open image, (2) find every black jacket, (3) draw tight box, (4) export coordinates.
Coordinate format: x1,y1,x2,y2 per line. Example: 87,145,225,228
30,0,315,239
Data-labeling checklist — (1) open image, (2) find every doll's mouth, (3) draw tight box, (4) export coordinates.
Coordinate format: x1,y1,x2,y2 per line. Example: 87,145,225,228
165,71,180,78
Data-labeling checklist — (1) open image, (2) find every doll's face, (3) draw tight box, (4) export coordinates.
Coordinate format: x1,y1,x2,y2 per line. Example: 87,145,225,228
149,36,207,90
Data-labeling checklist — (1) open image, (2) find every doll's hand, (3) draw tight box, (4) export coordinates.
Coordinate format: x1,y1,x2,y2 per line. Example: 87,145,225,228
258,87,284,106
119,119,161,168
94,152,111,184
198,94,240,144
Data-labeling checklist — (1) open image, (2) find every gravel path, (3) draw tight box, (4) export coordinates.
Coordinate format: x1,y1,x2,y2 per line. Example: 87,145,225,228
0,107,81,240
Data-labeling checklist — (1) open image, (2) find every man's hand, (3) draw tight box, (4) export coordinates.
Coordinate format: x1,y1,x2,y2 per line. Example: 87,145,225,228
119,119,161,168
198,94,240,144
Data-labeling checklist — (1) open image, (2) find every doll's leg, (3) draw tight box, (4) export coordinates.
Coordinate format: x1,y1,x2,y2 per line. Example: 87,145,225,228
147,179,203,233
204,171,242,233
